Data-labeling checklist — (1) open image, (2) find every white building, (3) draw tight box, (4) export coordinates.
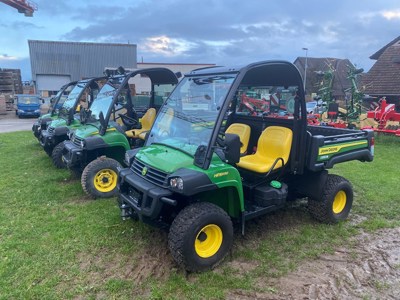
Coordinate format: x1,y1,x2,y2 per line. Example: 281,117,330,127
134,62,215,94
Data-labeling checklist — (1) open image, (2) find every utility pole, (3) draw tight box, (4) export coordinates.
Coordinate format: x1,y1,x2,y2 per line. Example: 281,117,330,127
302,47,308,95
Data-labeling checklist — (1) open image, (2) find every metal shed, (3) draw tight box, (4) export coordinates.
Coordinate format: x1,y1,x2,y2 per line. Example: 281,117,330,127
28,40,137,95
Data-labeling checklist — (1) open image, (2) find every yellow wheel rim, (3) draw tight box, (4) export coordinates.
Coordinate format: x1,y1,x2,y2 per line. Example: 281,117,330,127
195,224,223,258
333,190,347,214
93,168,118,193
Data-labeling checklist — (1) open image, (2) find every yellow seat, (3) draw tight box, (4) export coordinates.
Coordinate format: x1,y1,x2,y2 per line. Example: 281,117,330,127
225,123,251,155
157,108,174,136
125,108,156,140
237,126,292,173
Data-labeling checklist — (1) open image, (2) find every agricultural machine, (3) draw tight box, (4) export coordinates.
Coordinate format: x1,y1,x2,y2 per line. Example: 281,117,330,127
364,97,400,137
309,65,365,129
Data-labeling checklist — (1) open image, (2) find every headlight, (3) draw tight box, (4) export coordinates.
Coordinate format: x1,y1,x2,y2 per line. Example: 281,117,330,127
169,177,184,190
124,150,138,166
80,140,85,148
18,109,24,113
34,109,40,113
124,152,131,166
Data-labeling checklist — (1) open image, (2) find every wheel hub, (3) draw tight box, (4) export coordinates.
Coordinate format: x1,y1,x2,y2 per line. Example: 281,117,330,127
93,168,117,193
333,190,347,214
195,224,223,258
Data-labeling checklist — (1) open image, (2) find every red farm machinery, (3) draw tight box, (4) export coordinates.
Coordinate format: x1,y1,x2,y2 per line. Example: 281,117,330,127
363,97,400,137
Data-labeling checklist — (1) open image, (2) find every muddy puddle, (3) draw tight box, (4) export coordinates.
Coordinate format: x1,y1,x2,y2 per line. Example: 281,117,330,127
228,227,400,299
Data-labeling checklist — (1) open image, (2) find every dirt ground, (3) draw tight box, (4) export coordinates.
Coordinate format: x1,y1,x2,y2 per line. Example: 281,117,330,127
123,219,399,299
227,226,400,300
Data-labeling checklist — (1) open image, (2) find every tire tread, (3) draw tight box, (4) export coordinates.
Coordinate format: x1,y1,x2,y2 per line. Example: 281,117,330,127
308,174,352,224
168,202,233,272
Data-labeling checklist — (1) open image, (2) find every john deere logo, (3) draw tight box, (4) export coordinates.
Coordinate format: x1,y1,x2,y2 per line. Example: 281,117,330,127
142,166,148,176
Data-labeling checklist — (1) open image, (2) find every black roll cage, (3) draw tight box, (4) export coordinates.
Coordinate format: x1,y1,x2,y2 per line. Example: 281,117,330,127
50,81,77,117
188,60,308,174
100,68,179,135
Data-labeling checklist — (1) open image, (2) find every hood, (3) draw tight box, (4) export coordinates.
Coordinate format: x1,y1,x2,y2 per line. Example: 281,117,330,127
136,144,194,173
17,103,40,110
39,113,51,120
49,118,67,128
73,123,101,138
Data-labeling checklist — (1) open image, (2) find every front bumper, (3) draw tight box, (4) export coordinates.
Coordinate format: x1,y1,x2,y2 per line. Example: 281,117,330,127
118,168,173,225
39,127,69,150
62,141,85,169
39,130,53,148
32,122,41,139
32,118,53,139
19,112,40,117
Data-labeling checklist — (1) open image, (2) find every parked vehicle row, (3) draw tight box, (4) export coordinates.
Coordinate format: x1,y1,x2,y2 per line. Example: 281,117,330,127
32,61,375,272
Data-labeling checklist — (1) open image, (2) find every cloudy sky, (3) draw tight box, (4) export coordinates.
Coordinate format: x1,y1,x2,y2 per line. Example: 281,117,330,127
1,0,400,80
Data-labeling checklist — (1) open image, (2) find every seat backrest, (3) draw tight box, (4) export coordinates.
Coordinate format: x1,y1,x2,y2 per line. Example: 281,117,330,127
225,123,251,155
157,108,174,135
257,126,293,165
141,108,156,130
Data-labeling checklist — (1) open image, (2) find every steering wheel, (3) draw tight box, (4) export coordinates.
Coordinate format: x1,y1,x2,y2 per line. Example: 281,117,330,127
119,113,139,129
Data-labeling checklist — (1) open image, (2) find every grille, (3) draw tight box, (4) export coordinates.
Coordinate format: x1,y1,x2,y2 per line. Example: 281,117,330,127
48,126,55,134
71,134,84,148
131,158,168,186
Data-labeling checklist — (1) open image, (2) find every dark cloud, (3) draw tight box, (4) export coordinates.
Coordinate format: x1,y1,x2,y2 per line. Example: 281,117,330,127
4,0,400,79
60,0,400,70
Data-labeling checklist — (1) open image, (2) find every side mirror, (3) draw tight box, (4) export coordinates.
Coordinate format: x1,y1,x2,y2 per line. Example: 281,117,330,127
194,145,207,166
104,69,112,77
117,66,125,75
99,111,106,136
223,133,240,164
67,107,74,125
175,71,182,79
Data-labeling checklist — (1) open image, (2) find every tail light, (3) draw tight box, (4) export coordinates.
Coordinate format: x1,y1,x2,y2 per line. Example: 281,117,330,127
370,137,375,156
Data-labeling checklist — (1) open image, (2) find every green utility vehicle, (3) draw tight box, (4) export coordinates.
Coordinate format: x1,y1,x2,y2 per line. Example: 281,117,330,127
62,68,178,199
39,77,105,163
117,60,374,272
32,81,77,140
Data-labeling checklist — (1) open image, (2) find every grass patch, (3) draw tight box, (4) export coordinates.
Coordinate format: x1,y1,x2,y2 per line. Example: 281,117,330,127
0,131,399,299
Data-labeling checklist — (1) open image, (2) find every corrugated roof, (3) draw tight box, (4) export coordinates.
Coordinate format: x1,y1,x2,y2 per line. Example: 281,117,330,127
28,40,137,81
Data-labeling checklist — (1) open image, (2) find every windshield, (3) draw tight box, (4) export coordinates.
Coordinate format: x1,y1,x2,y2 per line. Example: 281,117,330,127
146,74,237,156
58,83,87,117
88,77,123,121
17,96,40,104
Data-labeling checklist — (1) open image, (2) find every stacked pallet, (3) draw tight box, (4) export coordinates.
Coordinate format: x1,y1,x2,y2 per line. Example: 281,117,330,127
5,94,14,111
0,71,14,94
8,69,23,94
0,68,23,95
0,94,6,115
